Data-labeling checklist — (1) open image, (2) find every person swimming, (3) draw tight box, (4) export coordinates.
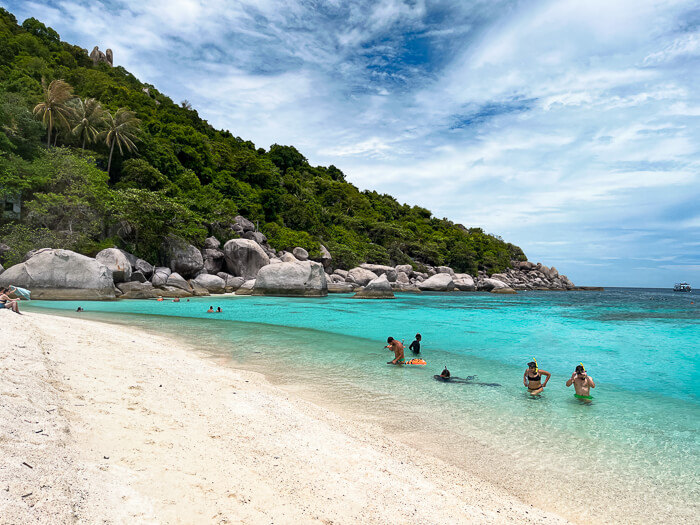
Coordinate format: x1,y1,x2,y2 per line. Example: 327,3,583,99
207,306,214,313
523,359,551,395
433,367,499,386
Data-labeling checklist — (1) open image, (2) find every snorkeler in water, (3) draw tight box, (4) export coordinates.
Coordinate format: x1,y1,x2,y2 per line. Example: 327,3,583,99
433,367,499,386
523,359,551,395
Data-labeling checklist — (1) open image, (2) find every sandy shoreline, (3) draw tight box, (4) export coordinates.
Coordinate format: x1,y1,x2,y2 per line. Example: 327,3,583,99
0,310,570,524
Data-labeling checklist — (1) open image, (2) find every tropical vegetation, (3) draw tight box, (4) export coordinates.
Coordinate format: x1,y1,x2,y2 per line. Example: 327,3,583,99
0,8,526,271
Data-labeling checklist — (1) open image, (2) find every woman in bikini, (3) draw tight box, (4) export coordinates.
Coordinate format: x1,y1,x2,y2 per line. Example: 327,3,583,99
0,287,21,314
523,360,550,395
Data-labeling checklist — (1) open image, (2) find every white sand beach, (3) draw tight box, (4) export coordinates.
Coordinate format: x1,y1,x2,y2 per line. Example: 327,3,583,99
0,309,570,524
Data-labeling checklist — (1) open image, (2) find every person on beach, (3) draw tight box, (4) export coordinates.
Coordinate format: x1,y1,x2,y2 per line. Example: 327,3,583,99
524,360,550,395
409,333,422,354
566,364,595,400
207,306,214,313
0,288,21,314
386,337,405,365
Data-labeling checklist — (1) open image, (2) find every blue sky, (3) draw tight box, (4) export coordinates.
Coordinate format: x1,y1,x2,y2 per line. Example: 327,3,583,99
3,0,700,287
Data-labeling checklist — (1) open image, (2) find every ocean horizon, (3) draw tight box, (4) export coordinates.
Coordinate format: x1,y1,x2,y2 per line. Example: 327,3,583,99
27,287,699,524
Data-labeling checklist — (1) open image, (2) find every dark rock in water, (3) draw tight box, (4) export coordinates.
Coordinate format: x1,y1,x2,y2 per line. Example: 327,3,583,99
0,248,115,300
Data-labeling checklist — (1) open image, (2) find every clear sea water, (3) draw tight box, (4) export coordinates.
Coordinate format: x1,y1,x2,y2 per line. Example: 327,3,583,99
27,288,699,524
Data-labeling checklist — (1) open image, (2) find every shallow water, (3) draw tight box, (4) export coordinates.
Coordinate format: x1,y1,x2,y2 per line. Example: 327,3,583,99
28,288,700,524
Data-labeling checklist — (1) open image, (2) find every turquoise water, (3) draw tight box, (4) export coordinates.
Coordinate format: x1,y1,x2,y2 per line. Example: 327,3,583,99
28,288,699,524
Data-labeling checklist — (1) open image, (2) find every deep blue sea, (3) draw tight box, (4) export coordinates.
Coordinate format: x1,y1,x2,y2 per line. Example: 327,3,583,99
27,288,699,524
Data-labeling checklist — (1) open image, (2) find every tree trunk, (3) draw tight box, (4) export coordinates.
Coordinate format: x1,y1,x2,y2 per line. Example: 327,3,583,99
47,124,52,148
107,141,115,174
82,135,86,150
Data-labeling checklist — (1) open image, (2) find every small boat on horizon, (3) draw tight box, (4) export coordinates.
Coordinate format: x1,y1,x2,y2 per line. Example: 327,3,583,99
673,282,692,292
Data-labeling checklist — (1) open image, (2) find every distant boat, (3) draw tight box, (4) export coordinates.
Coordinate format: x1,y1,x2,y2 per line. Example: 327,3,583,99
673,282,692,292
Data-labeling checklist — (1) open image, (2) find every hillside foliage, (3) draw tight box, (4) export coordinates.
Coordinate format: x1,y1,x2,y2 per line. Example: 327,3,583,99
0,8,526,271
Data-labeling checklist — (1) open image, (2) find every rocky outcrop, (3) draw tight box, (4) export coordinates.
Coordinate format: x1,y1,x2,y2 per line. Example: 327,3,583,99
202,248,225,275
418,273,455,292
151,266,171,287
223,239,270,280
328,282,359,293
96,248,132,283
217,273,245,292
0,249,115,299
90,46,113,66
481,261,576,290
279,252,299,263
193,273,226,294
165,272,192,292
116,281,160,299
318,244,332,270
163,237,204,279
235,279,256,295
353,274,395,299
118,250,153,279
453,274,476,291
252,261,327,297
347,267,378,286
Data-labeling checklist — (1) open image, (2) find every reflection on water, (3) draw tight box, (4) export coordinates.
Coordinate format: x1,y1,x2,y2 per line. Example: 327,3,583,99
27,288,700,524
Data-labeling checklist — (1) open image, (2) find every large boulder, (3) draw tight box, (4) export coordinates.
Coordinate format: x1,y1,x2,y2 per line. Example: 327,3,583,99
395,264,413,277
217,272,245,292
118,250,154,279
116,281,160,299
202,248,225,275
318,244,332,268
204,236,221,249
235,279,256,295
417,273,455,292
95,248,132,283
348,267,379,286
479,278,509,291
353,274,395,299
234,215,256,233
165,272,192,292
163,237,204,279
279,252,299,263
151,266,171,287
244,231,267,245
252,261,327,297
0,249,115,300
223,239,270,280
436,266,455,275
193,273,226,294
453,274,476,291
292,247,309,261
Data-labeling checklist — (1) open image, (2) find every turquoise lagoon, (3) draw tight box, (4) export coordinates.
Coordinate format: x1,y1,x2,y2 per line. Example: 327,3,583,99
28,288,699,524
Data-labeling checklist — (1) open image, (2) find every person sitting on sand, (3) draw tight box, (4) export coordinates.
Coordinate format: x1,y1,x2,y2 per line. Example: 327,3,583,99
566,364,595,400
524,360,550,395
385,337,405,365
207,306,214,313
409,333,422,354
0,288,21,314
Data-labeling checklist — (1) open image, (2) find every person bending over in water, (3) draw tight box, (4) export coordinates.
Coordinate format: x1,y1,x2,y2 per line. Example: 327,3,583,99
409,333,422,354
385,337,405,365
524,361,550,395
566,364,595,400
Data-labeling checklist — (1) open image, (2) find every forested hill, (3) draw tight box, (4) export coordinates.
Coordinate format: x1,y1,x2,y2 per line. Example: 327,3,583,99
0,8,525,272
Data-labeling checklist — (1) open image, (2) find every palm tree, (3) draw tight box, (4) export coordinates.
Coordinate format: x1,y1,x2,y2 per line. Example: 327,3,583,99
71,97,104,149
102,108,140,174
33,78,74,148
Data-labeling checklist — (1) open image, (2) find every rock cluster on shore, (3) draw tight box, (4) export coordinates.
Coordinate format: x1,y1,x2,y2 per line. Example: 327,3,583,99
0,214,579,300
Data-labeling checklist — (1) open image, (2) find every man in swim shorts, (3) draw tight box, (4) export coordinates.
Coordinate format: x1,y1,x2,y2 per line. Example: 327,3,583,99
566,365,595,399
386,337,405,365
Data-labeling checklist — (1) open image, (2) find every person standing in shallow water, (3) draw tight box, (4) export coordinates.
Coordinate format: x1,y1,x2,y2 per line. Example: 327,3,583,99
385,337,405,365
566,364,595,400
524,360,550,395
409,333,422,354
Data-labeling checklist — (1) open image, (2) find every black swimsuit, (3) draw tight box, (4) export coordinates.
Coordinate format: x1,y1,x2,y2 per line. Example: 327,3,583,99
527,373,542,390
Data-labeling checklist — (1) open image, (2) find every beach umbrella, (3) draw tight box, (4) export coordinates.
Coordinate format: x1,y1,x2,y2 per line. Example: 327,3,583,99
9,286,31,300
